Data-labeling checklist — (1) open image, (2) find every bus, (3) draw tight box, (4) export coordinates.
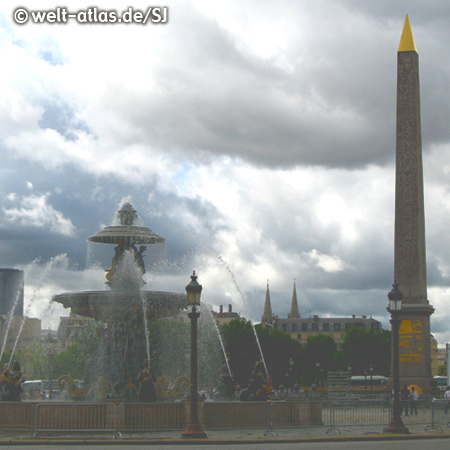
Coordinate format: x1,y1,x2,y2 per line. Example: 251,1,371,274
434,376,448,392
350,375,388,388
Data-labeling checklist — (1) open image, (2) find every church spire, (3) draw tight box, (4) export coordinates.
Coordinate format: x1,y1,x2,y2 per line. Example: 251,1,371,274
261,280,274,324
288,279,300,318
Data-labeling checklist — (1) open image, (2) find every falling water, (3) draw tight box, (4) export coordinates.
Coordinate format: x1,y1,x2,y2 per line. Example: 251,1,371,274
207,307,232,377
0,284,24,364
141,294,151,367
216,255,270,379
8,317,27,366
8,299,35,365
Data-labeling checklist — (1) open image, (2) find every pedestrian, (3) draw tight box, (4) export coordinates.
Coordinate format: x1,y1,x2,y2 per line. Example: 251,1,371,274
444,386,450,413
410,386,419,415
400,384,410,416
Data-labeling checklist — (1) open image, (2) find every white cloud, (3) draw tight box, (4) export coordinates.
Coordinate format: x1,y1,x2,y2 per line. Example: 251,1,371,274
3,193,75,236
305,249,348,273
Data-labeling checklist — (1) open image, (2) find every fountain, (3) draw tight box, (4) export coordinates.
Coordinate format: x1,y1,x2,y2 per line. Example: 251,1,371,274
0,200,325,435
52,202,187,387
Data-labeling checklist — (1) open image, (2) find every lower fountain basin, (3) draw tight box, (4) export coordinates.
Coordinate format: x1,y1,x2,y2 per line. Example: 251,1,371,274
52,290,187,322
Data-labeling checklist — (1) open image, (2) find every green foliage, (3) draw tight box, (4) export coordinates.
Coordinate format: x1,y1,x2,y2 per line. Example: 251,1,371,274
53,324,103,379
336,326,391,376
300,334,337,385
19,324,103,381
438,364,447,376
145,316,224,389
220,319,260,387
220,319,303,390
254,324,302,389
19,343,49,379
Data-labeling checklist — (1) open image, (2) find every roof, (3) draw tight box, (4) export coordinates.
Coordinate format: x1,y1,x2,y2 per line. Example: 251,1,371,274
274,316,381,324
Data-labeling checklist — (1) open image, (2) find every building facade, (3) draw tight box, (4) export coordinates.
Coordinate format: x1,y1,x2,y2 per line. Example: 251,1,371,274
56,313,96,352
261,280,382,345
0,268,24,317
211,304,242,326
273,315,382,346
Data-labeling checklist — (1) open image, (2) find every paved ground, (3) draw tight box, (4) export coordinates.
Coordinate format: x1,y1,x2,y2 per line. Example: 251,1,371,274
1,440,450,450
1,423,450,446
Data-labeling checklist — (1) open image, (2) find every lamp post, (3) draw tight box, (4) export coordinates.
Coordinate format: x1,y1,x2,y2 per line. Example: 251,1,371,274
315,360,320,387
284,357,295,393
385,283,409,434
369,364,374,392
347,365,352,394
46,330,56,400
181,271,208,439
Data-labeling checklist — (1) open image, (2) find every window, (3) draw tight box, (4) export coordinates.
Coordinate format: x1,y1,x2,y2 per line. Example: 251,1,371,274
302,323,308,331
297,334,302,341
329,323,334,331
312,322,318,331
318,323,323,331
323,323,329,331
307,323,312,331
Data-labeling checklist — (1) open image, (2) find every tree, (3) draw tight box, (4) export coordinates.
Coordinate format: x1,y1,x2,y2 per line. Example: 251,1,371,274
438,364,447,376
220,319,260,387
301,334,337,386
220,320,303,390
337,326,391,376
254,324,302,390
52,324,103,380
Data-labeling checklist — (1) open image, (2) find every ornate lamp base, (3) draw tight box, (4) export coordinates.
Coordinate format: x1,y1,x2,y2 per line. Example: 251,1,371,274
384,420,409,434
181,422,208,438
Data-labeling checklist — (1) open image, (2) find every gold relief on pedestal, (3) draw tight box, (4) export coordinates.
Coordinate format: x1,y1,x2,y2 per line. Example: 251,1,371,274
399,319,423,362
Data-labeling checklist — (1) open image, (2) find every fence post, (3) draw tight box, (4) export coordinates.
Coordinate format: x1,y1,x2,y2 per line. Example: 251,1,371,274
264,402,278,436
425,399,442,432
326,401,338,434
32,402,38,438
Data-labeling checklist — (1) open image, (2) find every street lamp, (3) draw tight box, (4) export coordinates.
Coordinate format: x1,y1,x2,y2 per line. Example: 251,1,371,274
369,364,374,392
46,330,56,400
285,358,294,393
384,283,409,434
347,365,352,393
315,360,320,387
181,271,208,439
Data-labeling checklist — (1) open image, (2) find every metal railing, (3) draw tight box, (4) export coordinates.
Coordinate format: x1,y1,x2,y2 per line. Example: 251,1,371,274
117,402,185,434
0,402,34,436
34,402,116,437
0,398,447,438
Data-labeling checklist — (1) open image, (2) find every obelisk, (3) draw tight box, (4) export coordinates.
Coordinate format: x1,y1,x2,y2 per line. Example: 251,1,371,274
393,15,436,393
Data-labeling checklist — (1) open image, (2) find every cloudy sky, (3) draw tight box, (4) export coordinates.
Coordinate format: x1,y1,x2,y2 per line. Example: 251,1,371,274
1,0,450,344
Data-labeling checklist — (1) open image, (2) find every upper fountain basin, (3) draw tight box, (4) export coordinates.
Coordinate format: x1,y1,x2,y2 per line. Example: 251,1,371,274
88,225,165,245
52,290,187,322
